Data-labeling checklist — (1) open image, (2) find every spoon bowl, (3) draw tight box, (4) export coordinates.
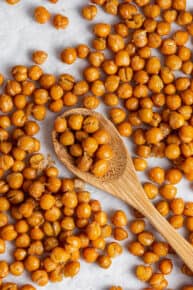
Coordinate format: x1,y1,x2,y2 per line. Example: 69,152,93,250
52,108,193,272
52,108,129,185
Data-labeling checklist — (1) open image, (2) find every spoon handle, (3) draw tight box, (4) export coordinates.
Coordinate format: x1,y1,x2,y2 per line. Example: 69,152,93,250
109,174,193,272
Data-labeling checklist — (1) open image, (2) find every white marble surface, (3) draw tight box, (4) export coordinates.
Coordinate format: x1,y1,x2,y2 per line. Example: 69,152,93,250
0,0,193,289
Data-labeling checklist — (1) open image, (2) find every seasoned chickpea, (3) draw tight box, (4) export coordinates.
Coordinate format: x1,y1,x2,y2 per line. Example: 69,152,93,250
31,270,48,286
149,167,165,184
82,247,98,263
34,6,50,24
128,241,145,256
97,255,112,269
82,5,97,20
61,48,77,64
32,50,48,65
133,158,147,171
143,182,158,199
53,14,69,29
136,265,153,281
93,23,111,38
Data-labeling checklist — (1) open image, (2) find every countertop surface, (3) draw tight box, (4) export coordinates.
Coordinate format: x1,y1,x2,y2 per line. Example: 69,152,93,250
0,0,193,289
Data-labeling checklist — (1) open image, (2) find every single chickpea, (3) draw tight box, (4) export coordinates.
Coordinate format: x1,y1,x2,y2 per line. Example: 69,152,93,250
82,5,97,20
31,270,48,286
113,227,128,241
109,108,126,124
32,50,48,65
133,158,147,171
82,247,99,263
136,265,153,281
148,167,165,184
128,241,145,256
143,183,158,199
93,23,111,38
34,6,51,24
53,14,69,29
64,261,80,277
61,48,77,65
156,200,169,216
170,198,184,215
97,255,112,269
107,34,125,52
76,44,90,59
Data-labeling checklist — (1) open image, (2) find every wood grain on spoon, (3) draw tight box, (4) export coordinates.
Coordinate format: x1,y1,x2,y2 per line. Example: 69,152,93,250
52,108,193,272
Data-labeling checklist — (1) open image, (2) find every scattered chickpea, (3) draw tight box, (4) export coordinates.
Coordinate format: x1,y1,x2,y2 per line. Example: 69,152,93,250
53,14,69,29
34,6,51,24
32,50,48,65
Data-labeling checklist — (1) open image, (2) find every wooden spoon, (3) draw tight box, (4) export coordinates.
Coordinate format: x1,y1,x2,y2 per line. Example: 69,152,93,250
52,108,193,271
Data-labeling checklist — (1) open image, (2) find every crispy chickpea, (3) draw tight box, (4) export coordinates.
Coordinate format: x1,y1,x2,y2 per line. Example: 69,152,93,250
97,255,112,269
20,285,36,290
34,6,50,24
0,261,9,278
82,247,98,263
86,222,101,240
54,118,67,133
53,14,69,29
113,227,128,241
91,160,109,177
128,241,145,256
111,210,127,227
64,261,80,277
31,270,48,286
152,241,169,257
148,167,165,184
130,220,145,234
83,95,99,109
170,198,184,215
136,265,153,281
133,158,147,171
32,50,48,65
156,200,169,216
61,48,77,65
109,287,122,290
93,23,111,38
76,44,90,59
82,5,97,20
106,242,122,257
10,261,24,276
143,182,158,199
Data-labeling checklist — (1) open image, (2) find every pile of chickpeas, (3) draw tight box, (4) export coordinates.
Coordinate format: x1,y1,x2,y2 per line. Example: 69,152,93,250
2,0,193,289
55,114,113,177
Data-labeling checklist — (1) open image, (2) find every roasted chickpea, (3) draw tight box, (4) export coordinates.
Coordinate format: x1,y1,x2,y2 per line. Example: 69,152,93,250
34,6,51,24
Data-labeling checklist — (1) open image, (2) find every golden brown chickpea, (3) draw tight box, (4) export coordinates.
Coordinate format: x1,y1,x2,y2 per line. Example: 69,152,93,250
20,285,36,290
113,227,128,241
83,66,100,82
76,44,90,59
54,118,67,133
106,242,122,257
128,241,145,256
148,167,165,184
133,158,147,171
97,255,112,269
53,14,69,29
83,95,99,110
10,261,24,276
104,0,119,15
109,108,126,124
109,286,122,290
118,3,137,19
34,6,51,24
93,23,111,38
169,214,184,229
61,47,77,64
28,65,43,81
152,241,169,257
136,265,153,281
0,239,5,254
0,213,8,227
91,80,105,97
143,183,158,200
64,261,80,277
91,160,109,177
82,247,99,263
107,34,125,52
31,270,48,286
114,23,129,38
82,5,97,20
170,198,184,215
32,50,48,65
0,261,9,278
12,65,27,82
73,80,89,96
156,200,169,216
130,219,145,235
117,122,132,137
105,75,120,92
0,94,13,113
